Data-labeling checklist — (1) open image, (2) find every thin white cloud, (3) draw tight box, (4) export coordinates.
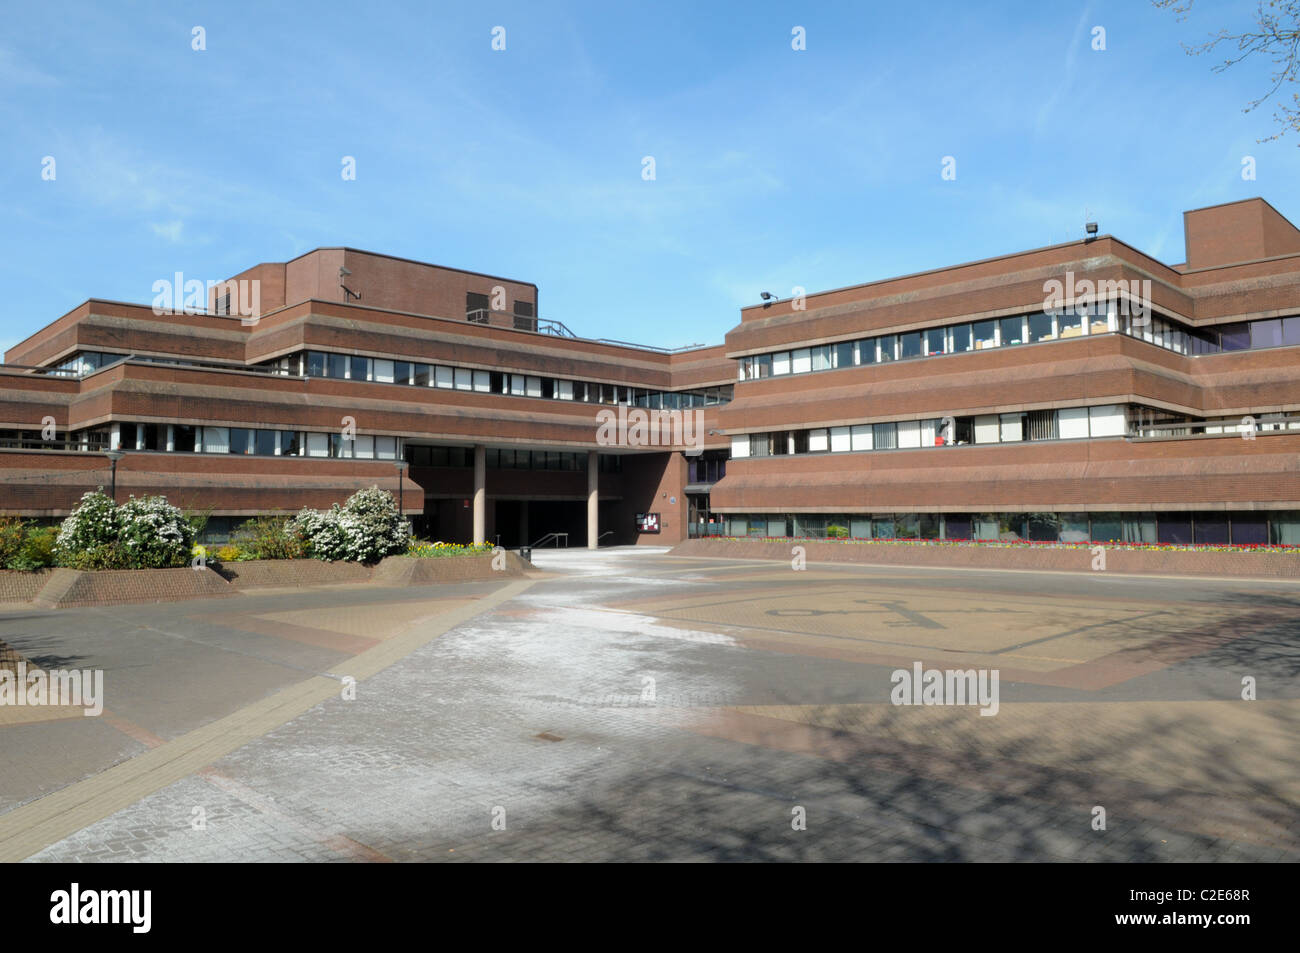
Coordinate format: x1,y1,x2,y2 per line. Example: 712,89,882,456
1035,5,1094,135
150,220,184,243
0,47,58,87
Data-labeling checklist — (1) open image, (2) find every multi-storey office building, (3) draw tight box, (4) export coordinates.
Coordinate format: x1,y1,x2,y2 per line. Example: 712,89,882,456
714,198,1300,546
2,197,1299,548
0,248,734,546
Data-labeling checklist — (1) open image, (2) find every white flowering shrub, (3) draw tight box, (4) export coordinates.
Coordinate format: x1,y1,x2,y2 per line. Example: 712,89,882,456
53,490,194,570
291,487,411,563
115,495,194,568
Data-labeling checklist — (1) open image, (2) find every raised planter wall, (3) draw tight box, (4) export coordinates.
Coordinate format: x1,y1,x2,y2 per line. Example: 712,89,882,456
0,569,54,604
370,553,528,585
32,567,234,608
218,559,372,589
0,553,529,609
669,538,1300,580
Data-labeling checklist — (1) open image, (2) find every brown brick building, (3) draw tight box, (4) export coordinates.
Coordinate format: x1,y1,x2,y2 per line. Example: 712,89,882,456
4,198,1299,548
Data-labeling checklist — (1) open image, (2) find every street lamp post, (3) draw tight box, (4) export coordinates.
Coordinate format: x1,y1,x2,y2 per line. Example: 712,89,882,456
395,460,409,517
104,449,125,502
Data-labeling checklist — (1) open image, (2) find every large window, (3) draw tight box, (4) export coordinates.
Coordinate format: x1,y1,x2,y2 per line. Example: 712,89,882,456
999,316,1025,346
1028,312,1056,343
951,324,972,352
1058,309,1084,339
1026,410,1058,441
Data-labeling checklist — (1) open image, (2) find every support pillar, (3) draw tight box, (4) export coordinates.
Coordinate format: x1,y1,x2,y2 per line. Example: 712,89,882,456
587,450,599,549
473,445,486,545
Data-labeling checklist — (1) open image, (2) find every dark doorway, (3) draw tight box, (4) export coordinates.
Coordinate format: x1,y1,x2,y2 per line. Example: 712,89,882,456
495,500,524,547
524,500,586,547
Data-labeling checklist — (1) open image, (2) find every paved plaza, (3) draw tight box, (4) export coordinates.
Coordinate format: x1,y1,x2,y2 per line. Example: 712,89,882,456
0,549,1297,862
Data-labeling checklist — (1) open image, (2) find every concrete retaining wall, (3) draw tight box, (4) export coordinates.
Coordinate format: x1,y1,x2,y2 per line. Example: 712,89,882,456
669,538,1300,579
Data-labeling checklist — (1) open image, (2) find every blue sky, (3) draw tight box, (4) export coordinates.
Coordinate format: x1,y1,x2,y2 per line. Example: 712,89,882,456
2,0,1296,352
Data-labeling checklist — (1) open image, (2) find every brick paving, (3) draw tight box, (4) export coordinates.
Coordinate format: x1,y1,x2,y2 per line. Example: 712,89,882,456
6,547,1299,862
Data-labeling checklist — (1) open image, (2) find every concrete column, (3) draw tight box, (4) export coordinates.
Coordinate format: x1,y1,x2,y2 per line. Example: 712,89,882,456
472,445,486,544
587,450,599,549
520,501,529,549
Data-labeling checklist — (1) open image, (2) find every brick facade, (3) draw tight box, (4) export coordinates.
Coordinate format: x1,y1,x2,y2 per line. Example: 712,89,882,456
3,198,1298,549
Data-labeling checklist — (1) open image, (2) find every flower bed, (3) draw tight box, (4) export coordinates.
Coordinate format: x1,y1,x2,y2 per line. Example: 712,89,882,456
407,541,496,558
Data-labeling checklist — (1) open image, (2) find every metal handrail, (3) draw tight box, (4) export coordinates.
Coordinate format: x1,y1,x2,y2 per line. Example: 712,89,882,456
529,532,568,549
594,338,707,353
537,318,575,338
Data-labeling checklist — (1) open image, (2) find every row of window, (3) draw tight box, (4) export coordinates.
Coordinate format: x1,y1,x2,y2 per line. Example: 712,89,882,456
81,423,402,459
43,349,735,410
736,309,1300,380
76,424,633,472
731,405,1135,458
267,351,732,409
404,445,623,472
53,351,121,376
709,511,1300,546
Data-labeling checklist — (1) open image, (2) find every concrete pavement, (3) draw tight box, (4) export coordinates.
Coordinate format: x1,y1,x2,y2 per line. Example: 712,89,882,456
1,547,1296,862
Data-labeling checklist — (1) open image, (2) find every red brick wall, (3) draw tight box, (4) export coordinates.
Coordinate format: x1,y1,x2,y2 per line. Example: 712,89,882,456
711,430,1300,513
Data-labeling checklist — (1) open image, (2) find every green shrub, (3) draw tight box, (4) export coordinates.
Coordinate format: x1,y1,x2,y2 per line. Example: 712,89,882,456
0,518,58,571
0,517,27,567
231,516,306,560
827,524,850,539
11,526,57,570
184,505,214,541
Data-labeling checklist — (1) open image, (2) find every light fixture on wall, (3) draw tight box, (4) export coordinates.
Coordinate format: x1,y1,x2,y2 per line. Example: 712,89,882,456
339,266,361,301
